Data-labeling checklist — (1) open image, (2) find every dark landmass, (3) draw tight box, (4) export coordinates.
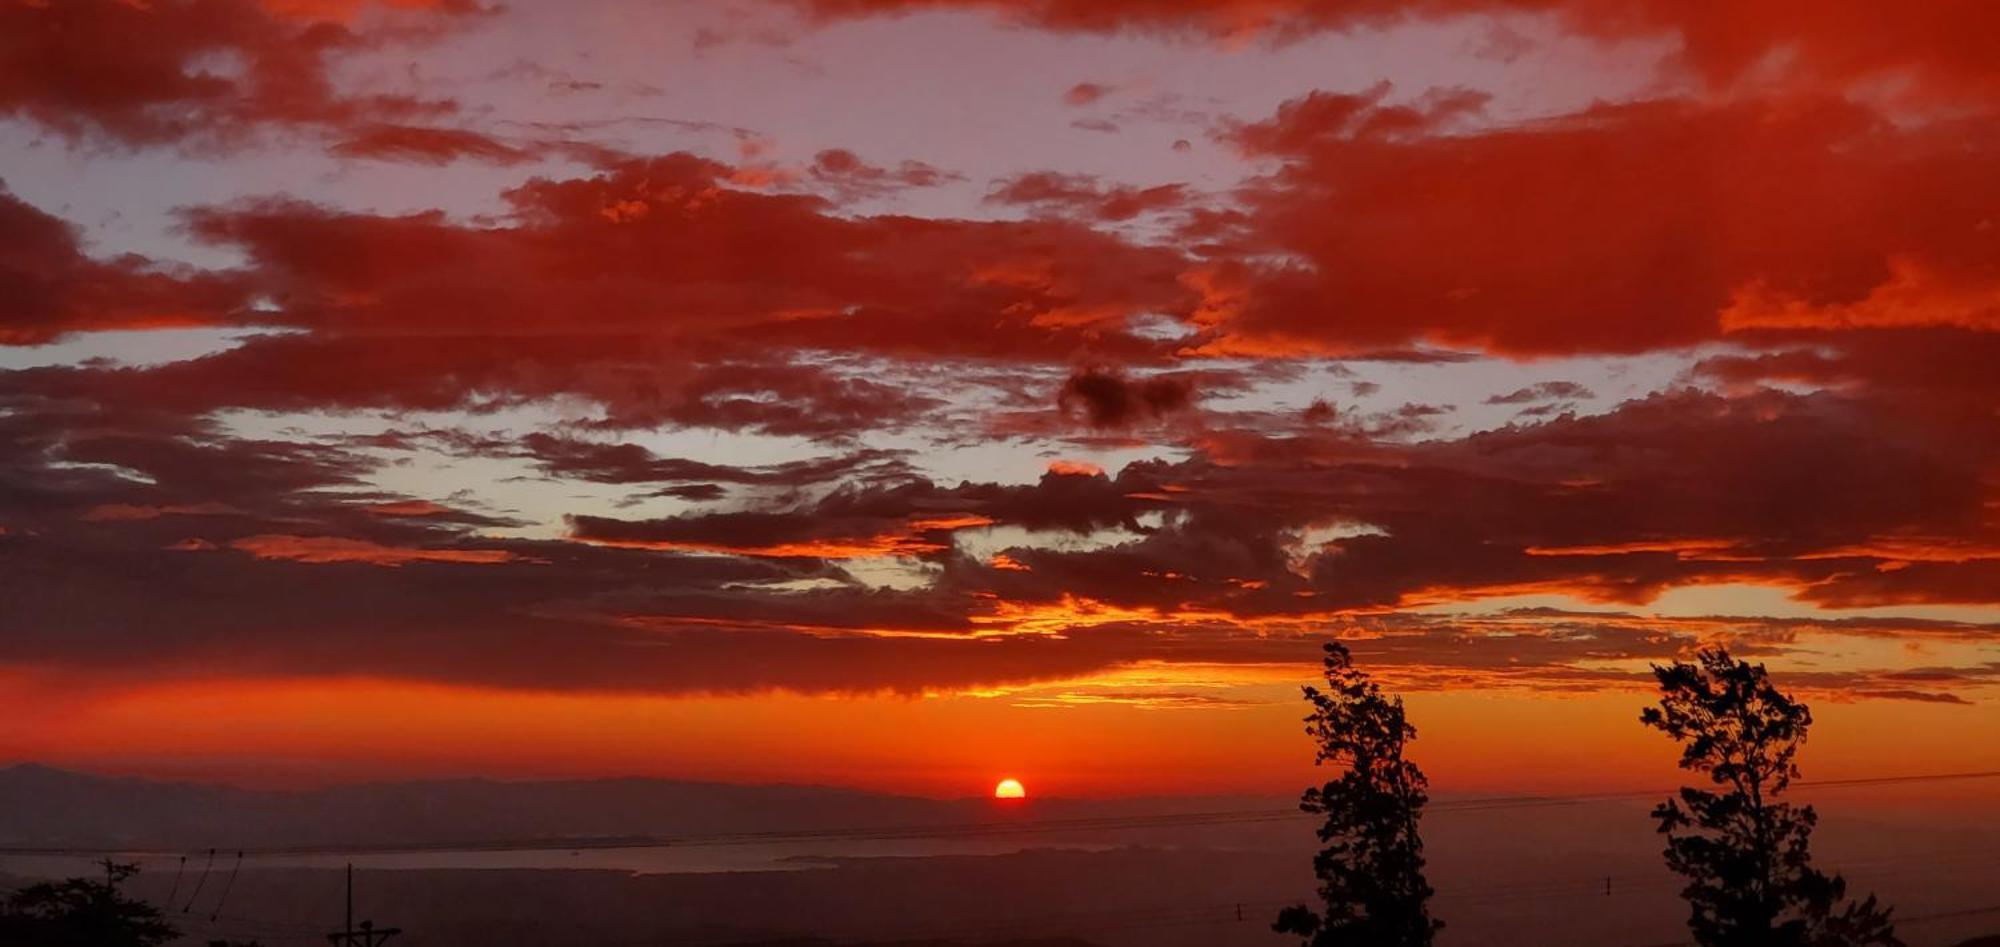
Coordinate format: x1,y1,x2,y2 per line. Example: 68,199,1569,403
0,763,1270,850
2,845,1984,947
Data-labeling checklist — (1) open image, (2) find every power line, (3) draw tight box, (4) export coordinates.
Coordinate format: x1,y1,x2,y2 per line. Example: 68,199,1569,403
177,847,214,913
206,849,244,921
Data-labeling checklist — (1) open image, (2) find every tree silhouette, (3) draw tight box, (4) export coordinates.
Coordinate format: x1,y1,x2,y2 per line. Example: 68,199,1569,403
0,861,179,947
1641,647,1902,947
1274,641,1441,947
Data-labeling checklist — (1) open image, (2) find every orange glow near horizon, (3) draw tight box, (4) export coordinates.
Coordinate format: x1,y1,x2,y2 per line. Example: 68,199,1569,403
3,668,1994,804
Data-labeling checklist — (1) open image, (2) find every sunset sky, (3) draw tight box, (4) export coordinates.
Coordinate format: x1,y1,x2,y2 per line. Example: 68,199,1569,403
2,0,1996,799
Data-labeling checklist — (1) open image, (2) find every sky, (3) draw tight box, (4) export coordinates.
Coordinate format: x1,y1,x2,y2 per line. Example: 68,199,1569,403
0,0,1996,799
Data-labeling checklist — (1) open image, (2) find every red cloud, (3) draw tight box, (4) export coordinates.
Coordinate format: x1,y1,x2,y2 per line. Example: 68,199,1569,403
571,512,994,559
1194,93,2000,357
3,153,1192,434
225,534,520,566
1047,459,1105,477
795,1,2000,98
1062,81,1114,106
988,172,1187,221
212,152,1181,351
330,124,538,165
0,0,477,149
808,148,962,199
0,184,246,344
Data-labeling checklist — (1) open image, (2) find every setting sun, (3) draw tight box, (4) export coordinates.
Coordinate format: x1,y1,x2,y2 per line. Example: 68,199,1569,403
994,778,1026,799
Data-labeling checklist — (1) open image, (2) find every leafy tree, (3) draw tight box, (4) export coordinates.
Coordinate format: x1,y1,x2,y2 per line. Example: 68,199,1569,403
1274,641,1441,947
1641,647,1902,947
0,861,179,947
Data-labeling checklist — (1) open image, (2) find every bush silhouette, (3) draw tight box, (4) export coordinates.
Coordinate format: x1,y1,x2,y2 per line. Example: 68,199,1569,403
0,862,179,947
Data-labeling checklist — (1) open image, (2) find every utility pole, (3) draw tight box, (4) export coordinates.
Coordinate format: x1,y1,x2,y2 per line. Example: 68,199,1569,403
326,863,401,947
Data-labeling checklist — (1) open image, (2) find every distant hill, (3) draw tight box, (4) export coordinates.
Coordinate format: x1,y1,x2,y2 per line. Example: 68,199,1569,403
0,762,958,849
732,941,1103,947
0,763,1275,851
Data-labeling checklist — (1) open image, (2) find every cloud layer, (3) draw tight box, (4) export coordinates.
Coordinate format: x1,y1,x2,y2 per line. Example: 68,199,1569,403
1,0,1995,739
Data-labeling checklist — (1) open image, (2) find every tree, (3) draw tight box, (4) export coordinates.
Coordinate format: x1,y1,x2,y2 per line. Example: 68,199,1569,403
1274,641,1441,947
1641,647,1902,947
0,861,179,947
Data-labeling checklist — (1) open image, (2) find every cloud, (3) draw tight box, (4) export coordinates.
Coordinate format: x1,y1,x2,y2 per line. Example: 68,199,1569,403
0,0,475,150
1062,82,1115,106
1485,381,1595,404
987,172,1187,221
572,468,1168,561
1187,93,2000,359
4,4,1997,715
2,378,1994,701
0,153,1193,439
221,534,522,566
807,148,963,199
1057,365,1196,428
570,511,994,559
794,1,2000,98
329,123,539,165
520,435,912,487
0,184,246,344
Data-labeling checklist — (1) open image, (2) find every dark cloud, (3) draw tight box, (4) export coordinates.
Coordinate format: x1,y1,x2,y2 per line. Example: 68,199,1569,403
1485,381,1595,404
988,172,1186,221
520,435,912,488
329,123,538,165
1057,366,1197,428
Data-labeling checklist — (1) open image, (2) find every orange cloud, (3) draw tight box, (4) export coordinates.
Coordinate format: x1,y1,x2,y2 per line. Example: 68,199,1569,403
572,515,995,559
1047,459,1105,477
83,502,237,522
226,534,520,566
1721,258,2000,333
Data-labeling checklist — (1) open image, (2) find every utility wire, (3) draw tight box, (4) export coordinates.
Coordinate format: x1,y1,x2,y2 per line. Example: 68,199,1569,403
177,847,214,913
162,853,185,910
207,849,244,920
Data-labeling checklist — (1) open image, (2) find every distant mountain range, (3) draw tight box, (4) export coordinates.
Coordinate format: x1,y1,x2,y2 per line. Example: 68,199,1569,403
0,763,1274,850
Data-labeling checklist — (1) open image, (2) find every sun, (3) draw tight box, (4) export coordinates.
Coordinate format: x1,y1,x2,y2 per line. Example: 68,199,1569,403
993,778,1026,799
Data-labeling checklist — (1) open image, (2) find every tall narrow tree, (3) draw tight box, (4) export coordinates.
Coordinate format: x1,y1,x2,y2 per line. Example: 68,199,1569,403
1275,641,1441,947
1641,647,1901,947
